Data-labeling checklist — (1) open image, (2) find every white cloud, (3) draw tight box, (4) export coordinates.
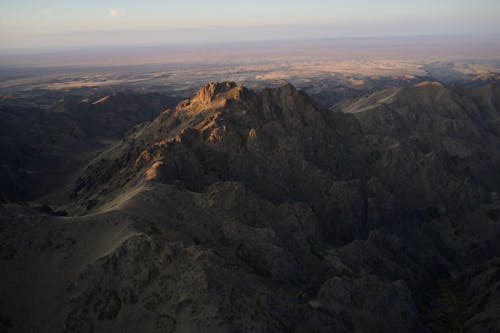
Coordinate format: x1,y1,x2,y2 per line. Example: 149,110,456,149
110,9,121,18
42,8,54,15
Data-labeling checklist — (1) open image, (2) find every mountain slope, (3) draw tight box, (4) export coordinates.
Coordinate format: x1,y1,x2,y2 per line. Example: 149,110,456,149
0,91,181,201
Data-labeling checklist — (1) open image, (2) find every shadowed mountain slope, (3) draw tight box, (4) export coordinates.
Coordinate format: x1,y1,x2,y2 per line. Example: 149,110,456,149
0,91,181,201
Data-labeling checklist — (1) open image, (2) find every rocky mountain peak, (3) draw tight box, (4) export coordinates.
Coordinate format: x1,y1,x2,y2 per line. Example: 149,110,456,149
196,81,238,105
70,82,345,206
174,81,254,118
259,82,324,127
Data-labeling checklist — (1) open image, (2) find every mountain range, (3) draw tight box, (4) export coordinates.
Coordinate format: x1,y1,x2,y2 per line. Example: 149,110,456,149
1,81,500,332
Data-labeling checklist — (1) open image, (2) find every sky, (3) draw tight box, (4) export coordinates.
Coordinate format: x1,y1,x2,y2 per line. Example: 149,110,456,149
1,0,500,50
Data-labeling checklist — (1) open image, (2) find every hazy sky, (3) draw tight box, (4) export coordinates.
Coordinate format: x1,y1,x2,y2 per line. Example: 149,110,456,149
1,0,499,50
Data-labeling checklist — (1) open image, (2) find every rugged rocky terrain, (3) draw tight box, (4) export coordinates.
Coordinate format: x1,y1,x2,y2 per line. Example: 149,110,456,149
0,91,180,200
1,81,500,332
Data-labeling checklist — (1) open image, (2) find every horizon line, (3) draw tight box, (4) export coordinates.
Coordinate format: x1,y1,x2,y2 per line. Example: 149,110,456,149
2,32,499,54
